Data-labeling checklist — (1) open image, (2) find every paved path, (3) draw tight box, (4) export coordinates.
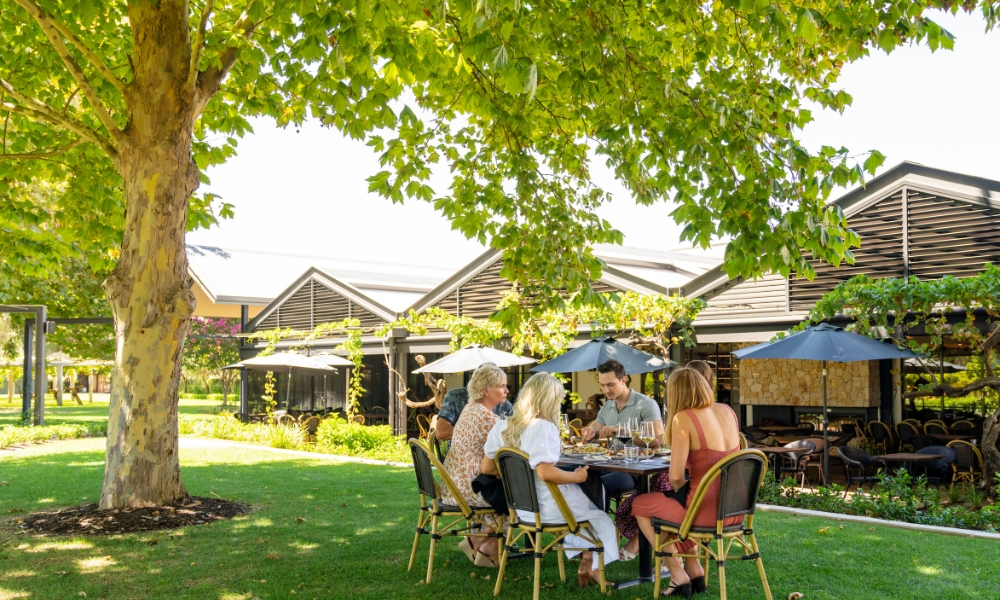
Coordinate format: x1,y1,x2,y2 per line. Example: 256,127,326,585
179,435,412,468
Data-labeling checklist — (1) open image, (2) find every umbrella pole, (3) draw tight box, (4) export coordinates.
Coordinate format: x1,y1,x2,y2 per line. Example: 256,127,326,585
285,372,292,411
822,360,829,488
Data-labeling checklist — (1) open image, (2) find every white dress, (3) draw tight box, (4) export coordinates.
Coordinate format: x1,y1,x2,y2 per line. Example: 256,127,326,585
484,419,618,570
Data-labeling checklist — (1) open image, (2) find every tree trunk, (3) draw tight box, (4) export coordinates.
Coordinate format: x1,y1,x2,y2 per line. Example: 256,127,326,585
99,0,198,509
982,407,1000,494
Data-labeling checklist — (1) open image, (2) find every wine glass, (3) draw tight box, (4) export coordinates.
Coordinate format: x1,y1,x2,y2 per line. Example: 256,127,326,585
616,421,633,458
638,421,656,462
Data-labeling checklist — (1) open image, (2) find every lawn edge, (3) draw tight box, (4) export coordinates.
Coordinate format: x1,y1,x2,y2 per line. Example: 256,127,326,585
757,504,1000,541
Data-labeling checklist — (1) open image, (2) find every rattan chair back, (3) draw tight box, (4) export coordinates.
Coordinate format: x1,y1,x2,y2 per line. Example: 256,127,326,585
947,440,982,471
409,438,440,500
868,421,892,444
351,414,365,425
903,418,921,426
568,418,583,437
739,432,749,449
410,438,476,517
896,422,919,441
924,422,948,435
495,448,542,519
677,449,767,539
949,420,974,431
910,435,939,451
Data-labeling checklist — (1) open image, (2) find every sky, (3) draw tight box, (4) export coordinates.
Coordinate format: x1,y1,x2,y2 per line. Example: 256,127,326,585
187,11,1000,269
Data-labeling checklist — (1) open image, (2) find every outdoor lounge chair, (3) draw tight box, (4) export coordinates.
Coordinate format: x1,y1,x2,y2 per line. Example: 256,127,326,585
407,439,499,584
651,449,773,600
493,447,609,600
946,440,984,493
837,446,887,497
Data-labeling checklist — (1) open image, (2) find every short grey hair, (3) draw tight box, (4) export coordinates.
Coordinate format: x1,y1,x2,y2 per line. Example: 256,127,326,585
467,363,508,402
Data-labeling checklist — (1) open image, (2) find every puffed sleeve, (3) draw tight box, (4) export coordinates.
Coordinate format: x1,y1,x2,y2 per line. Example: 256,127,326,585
483,420,506,459
523,420,561,469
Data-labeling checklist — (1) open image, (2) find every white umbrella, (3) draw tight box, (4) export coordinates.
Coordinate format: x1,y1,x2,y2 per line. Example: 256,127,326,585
412,345,536,373
313,353,355,367
223,352,337,409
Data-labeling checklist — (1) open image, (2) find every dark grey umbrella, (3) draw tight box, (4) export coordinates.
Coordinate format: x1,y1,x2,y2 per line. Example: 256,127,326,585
733,323,922,484
531,337,675,375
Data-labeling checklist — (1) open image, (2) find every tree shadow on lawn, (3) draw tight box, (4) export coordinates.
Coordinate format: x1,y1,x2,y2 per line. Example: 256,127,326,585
0,440,997,600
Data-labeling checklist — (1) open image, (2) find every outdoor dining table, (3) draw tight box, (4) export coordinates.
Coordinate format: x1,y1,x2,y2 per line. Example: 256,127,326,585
874,452,945,472
926,433,977,443
770,435,811,444
359,412,388,424
558,453,671,589
758,425,806,433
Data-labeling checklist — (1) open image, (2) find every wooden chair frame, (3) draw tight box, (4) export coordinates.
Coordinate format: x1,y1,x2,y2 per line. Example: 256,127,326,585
651,449,772,600
407,439,500,584
493,447,608,600
946,440,984,493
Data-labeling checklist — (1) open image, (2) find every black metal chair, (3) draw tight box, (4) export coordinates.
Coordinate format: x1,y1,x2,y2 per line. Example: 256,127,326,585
800,437,828,487
949,420,974,432
946,440,984,493
914,446,956,487
867,421,893,454
493,447,609,599
895,422,920,452
796,422,816,434
924,421,948,436
651,450,773,600
910,435,939,451
837,446,888,497
778,440,816,488
742,426,771,445
407,439,498,583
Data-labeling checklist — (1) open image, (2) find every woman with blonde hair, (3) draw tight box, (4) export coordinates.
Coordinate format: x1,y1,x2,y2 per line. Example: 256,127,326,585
440,363,509,567
631,368,741,597
481,372,618,587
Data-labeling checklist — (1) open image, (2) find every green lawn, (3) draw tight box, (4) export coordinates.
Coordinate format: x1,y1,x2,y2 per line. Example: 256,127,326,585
1,439,998,600
0,396,227,427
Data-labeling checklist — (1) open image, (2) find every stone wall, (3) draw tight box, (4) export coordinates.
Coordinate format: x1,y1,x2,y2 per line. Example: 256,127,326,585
739,359,880,408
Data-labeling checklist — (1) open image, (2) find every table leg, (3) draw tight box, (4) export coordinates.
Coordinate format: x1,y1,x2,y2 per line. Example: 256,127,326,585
615,473,653,589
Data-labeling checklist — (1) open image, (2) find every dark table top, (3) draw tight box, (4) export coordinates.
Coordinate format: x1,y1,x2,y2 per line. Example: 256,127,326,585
759,425,807,432
757,446,804,455
875,453,945,462
558,454,671,476
927,433,976,441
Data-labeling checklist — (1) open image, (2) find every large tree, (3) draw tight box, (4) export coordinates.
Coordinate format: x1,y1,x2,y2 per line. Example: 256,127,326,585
1,0,990,507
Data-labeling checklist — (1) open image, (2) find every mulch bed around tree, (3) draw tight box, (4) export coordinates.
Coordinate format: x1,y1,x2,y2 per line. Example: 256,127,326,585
14,496,250,536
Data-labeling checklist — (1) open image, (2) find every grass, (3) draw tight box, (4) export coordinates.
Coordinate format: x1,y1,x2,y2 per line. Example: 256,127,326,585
1,439,999,600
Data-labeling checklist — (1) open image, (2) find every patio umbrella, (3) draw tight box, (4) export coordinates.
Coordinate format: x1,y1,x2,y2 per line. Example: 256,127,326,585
531,337,675,375
412,344,536,373
903,358,965,374
224,352,337,409
313,353,355,367
733,323,922,484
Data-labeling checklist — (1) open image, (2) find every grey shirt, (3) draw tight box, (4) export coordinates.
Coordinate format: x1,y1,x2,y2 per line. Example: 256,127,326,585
594,390,661,428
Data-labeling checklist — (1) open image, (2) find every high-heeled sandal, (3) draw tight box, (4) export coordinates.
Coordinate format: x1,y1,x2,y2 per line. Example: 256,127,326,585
618,547,638,562
457,538,476,564
473,551,499,568
662,580,693,597
576,567,611,588
690,575,707,594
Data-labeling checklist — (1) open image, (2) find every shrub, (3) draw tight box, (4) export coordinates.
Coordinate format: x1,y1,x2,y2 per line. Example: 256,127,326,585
315,416,410,462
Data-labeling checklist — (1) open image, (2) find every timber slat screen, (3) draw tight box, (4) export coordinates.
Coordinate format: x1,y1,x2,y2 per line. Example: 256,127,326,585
256,279,387,331
435,258,620,319
698,273,788,319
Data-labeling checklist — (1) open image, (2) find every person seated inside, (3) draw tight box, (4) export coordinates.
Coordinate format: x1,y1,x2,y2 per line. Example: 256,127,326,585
615,360,715,562
434,370,514,442
631,368,742,597
439,363,511,567
579,359,664,509
481,372,618,587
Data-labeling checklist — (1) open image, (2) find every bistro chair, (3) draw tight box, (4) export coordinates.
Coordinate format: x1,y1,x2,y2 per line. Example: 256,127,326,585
776,440,816,488
866,421,893,454
946,440,984,493
416,414,432,439
913,446,956,487
924,421,948,436
568,418,584,438
275,413,297,426
837,447,887,497
742,427,771,445
651,449,772,600
301,415,321,440
796,422,816,434
853,419,870,448
351,414,365,425
903,418,921,426
493,447,608,600
910,434,939,451
895,422,920,453
949,420,974,432
801,437,827,487
739,433,750,449
407,439,499,584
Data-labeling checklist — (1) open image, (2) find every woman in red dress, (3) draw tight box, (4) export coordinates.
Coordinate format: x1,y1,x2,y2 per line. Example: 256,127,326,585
631,368,742,597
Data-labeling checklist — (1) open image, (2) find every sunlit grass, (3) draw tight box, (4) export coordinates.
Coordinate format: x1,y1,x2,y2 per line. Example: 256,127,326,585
0,438,997,599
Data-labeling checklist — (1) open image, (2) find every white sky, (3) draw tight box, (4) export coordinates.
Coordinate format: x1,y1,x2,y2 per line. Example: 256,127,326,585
187,11,1000,268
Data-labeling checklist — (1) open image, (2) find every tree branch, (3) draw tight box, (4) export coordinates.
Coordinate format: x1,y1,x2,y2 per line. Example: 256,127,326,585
0,138,83,160
46,16,128,97
188,0,216,93
903,377,1000,399
0,79,115,156
12,0,122,145
193,10,256,117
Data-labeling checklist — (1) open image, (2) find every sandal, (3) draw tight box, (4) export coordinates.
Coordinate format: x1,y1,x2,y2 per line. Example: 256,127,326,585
691,575,707,594
618,547,637,562
457,538,476,564
473,551,499,568
662,580,692,597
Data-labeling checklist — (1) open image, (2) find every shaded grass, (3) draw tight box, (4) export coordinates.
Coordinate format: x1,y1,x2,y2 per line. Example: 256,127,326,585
0,396,226,427
0,438,998,600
